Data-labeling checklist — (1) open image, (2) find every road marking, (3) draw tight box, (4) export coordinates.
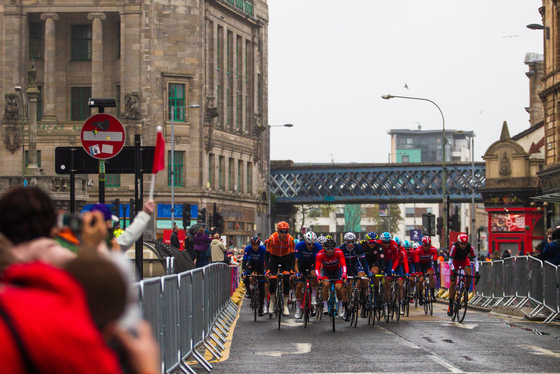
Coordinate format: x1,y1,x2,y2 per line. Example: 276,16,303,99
443,322,478,329
256,343,312,357
376,325,421,349
523,345,560,358
429,354,464,373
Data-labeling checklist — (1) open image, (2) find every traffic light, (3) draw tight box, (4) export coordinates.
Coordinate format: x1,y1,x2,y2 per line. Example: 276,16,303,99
110,198,120,221
437,216,443,234
198,208,207,224
422,213,435,236
182,203,191,229
214,212,224,233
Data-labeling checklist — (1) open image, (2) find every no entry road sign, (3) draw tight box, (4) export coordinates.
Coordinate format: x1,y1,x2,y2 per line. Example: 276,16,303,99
81,113,125,159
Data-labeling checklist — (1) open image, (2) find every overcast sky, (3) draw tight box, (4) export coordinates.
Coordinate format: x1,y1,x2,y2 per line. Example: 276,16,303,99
268,1,544,164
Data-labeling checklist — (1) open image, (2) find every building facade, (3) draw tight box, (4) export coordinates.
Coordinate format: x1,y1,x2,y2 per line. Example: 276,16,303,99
0,0,270,246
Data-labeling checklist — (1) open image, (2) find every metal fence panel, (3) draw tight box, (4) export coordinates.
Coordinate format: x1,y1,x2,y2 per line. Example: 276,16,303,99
543,262,559,314
191,268,205,344
141,278,164,365
514,256,529,298
479,261,492,298
528,256,544,305
492,260,504,299
178,272,193,360
162,275,180,372
503,257,516,299
558,267,560,313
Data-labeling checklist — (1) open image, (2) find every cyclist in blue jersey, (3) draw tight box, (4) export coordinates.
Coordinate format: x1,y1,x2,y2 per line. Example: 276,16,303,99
242,236,267,316
339,232,369,319
294,231,321,319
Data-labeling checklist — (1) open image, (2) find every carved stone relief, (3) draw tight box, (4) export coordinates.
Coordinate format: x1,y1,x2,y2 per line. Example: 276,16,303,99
125,92,141,120
4,125,21,153
499,151,511,176
4,93,20,121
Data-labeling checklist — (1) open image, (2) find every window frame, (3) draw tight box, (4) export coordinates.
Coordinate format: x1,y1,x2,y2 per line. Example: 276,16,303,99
71,25,92,61
167,150,184,187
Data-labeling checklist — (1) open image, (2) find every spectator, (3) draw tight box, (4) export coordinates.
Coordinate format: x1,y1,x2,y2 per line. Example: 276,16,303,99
204,227,212,265
540,228,560,266
170,223,180,250
491,250,501,260
210,233,228,264
184,227,195,259
193,227,212,268
535,228,554,253
502,249,512,259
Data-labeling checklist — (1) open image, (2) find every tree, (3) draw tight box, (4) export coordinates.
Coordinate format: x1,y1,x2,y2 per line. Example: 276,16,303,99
369,204,403,234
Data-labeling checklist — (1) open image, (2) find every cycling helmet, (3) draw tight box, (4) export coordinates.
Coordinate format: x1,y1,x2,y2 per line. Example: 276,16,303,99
294,239,299,244
403,240,411,249
316,235,327,245
304,231,317,245
413,242,420,249
343,232,357,242
421,236,431,245
324,238,337,249
326,235,333,240
277,221,289,231
381,232,392,242
365,231,378,242
250,236,260,245
458,233,468,244
394,236,401,245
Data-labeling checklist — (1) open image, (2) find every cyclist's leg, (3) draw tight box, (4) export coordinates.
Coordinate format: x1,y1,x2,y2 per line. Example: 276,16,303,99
427,267,436,300
268,256,280,313
383,260,393,302
395,265,404,301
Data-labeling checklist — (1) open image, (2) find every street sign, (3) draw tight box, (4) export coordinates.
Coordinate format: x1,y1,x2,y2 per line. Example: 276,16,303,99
81,113,125,159
55,146,155,174
410,229,422,242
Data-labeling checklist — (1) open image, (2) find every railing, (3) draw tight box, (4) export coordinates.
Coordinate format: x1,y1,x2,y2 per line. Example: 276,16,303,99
470,256,559,324
135,263,240,373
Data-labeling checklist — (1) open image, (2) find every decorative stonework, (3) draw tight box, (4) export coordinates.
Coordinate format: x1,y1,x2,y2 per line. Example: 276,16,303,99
4,125,20,153
205,125,214,152
125,124,139,146
4,93,20,121
125,91,141,120
45,0,53,5
499,151,511,176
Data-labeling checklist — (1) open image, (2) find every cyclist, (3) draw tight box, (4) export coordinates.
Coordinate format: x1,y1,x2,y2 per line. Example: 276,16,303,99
294,231,321,319
265,221,296,316
415,236,439,305
403,240,418,303
340,232,369,319
362,231,385,310
447,233,480,316
315,237,347,316
377,232,399,303
242,236,267,316
392,238,410,308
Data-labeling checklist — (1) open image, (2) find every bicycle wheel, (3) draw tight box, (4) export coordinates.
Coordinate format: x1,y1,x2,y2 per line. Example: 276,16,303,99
303,287,311,328
423,287,429,315
383,289,390,323
330,289,336,332
377,288,383,322
395,291,401,322
426,286,433,316
404,285,410,317
252,287,258,322
368,287,374,325
316,284,323,320
276,283,283,330
457,286,468,323
351,289,359,328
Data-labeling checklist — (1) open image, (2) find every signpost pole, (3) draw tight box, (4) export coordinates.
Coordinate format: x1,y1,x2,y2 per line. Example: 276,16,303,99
70,148,76,213
97,106,105,203
134,134,143,280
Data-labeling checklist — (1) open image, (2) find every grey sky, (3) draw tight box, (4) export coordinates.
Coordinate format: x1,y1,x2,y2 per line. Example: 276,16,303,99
268,1,543,164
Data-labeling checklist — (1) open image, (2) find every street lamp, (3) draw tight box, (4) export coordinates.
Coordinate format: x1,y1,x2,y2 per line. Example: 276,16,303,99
527,23,550,39
268,123,294,237
170,104,200,225
382,94,448,249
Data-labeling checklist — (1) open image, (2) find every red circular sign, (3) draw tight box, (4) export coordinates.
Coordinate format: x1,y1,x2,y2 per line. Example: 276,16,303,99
81,113,125,160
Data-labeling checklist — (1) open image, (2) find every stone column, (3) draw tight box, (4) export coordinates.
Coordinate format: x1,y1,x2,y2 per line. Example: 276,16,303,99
25,63,40,176
88,13,106,100
40,12,58,122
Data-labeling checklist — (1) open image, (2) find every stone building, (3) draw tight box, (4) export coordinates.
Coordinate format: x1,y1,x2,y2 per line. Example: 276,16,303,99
0,0,270,246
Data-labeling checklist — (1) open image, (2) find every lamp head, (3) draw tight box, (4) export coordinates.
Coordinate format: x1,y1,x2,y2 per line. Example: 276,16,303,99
284,124,294,127
381,94,394,100
14,86,21,92
526,23,545,30
188,104,201,108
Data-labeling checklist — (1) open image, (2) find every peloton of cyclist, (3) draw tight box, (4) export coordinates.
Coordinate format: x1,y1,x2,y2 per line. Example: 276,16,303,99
415,236,439,305
294,231,321,319
447,233,480,316
339,232,369,319
242,236,267,316
265,221,296,316
315,237,347,316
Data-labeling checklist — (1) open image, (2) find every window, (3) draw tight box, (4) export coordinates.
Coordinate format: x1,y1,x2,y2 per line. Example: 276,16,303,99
115,85,121,117
71,25,92,61
406,207,415,218
24,150,41,167
247,161,253,194
168,83,185,121
237,160,243,193
208,153,215,188
36,86,42,121
29,23,42,60
116,23,120,59
71,87,91,121
219,156,225,190
167,151,184,187
228,158,234,191
106,174,121,187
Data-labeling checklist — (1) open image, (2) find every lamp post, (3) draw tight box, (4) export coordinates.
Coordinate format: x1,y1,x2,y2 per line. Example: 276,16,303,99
382,94,447,249
470,133,476,244
170,104,200,225
267,123,294,237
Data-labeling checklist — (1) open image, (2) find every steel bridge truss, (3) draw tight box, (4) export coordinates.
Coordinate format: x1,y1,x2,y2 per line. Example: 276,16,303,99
271,162,486,204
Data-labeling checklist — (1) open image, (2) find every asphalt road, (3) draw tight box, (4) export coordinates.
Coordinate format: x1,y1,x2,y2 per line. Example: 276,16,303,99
196,299,560,374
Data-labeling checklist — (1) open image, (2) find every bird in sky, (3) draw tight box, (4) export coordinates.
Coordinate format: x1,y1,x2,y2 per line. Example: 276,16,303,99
404,83,409,89
502,35,519,38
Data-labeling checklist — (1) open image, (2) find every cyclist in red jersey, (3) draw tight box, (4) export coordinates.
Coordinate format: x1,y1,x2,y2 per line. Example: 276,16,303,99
265,221,295,316
377,232,399,302
447,233,479,316
392,242,410,307
415,236,439,305
315,238,347,316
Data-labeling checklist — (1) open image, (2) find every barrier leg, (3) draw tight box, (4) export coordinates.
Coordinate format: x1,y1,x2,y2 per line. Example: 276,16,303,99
180,362,198,374
530,304,545,318
516,297,529,309
544,312,559,324
203,340,223,360
212,326,227,344
209,332,226,351
191,350,213,372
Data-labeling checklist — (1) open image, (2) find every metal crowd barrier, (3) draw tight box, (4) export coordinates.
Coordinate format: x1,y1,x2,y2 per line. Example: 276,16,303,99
470,256,559,324
135,263,240,373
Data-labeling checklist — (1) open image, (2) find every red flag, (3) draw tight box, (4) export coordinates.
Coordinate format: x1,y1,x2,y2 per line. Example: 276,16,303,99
152,129,165,174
